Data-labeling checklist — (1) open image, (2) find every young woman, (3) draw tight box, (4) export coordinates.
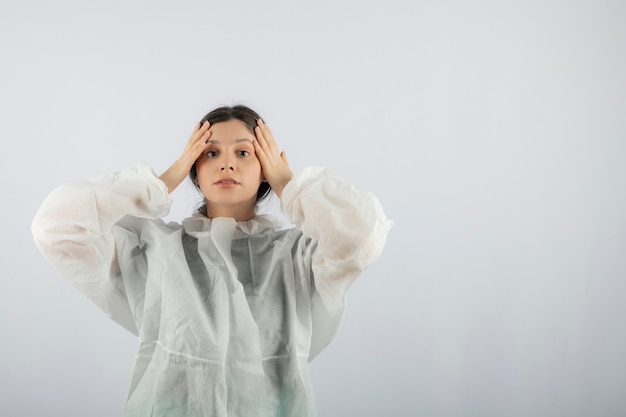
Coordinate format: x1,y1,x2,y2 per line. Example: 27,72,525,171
32,105,392,417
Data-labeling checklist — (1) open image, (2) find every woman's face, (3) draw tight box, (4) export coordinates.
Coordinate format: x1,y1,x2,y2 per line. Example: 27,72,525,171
195,119,263,219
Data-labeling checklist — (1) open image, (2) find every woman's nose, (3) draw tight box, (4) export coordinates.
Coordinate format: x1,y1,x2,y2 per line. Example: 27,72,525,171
220,161,235,171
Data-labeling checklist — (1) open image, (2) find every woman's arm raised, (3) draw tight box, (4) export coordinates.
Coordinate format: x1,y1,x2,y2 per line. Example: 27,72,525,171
31,163,172,334
281,167,393,358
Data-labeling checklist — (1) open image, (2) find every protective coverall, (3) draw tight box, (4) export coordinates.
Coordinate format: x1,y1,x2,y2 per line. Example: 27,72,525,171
31,164,392,417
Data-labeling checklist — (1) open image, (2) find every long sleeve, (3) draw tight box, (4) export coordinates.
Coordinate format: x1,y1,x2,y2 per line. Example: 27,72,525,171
280,167,393,358
31,163,172,334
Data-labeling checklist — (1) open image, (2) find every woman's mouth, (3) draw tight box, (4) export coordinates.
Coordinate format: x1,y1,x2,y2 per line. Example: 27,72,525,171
215,178,239,188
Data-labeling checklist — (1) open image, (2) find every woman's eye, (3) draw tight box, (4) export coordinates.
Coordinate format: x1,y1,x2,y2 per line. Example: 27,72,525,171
238,150,250,157
206,150,218,158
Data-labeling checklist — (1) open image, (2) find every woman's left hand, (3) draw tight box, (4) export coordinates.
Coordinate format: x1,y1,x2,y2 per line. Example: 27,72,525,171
253,119,293,198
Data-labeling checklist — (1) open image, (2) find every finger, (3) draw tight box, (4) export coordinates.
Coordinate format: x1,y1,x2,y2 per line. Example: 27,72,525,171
258,119,278,147
200,125,212,142
200,129,212,147
256,119,271,144
192,130,212,156
253,137,268,161
187,122,206,147
192,122,211,145
255,126,279,160
254,125,270,151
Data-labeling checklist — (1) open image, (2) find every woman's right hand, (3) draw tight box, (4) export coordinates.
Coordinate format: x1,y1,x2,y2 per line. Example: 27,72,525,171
158,121,212,194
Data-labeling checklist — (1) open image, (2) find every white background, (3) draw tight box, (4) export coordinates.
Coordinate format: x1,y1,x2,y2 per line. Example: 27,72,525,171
2,1,626,416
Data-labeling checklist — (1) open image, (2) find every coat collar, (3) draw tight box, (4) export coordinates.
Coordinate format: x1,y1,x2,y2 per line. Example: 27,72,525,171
181,213,284,238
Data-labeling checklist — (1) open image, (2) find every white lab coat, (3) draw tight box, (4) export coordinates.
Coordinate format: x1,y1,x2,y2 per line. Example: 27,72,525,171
31,164,392,417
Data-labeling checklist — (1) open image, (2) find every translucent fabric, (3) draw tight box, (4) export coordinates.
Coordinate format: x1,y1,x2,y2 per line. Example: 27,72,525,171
32,164,392,417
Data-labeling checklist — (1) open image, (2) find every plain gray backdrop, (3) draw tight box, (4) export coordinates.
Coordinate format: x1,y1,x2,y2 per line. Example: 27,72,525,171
2,1,625,416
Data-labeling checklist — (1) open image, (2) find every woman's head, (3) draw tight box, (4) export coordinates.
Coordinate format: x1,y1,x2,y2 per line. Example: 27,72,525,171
190,105,272,217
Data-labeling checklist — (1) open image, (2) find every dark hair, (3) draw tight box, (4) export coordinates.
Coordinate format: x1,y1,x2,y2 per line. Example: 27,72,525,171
189,105,272,216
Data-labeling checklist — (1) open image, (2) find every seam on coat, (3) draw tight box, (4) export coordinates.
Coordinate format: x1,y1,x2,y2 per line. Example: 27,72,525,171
155,340,225,365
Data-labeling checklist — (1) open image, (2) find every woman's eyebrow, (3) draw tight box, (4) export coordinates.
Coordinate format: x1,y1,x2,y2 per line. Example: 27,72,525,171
207,138,254,145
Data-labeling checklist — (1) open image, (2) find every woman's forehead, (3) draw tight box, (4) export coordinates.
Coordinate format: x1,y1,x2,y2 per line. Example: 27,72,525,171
208,119,255,142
